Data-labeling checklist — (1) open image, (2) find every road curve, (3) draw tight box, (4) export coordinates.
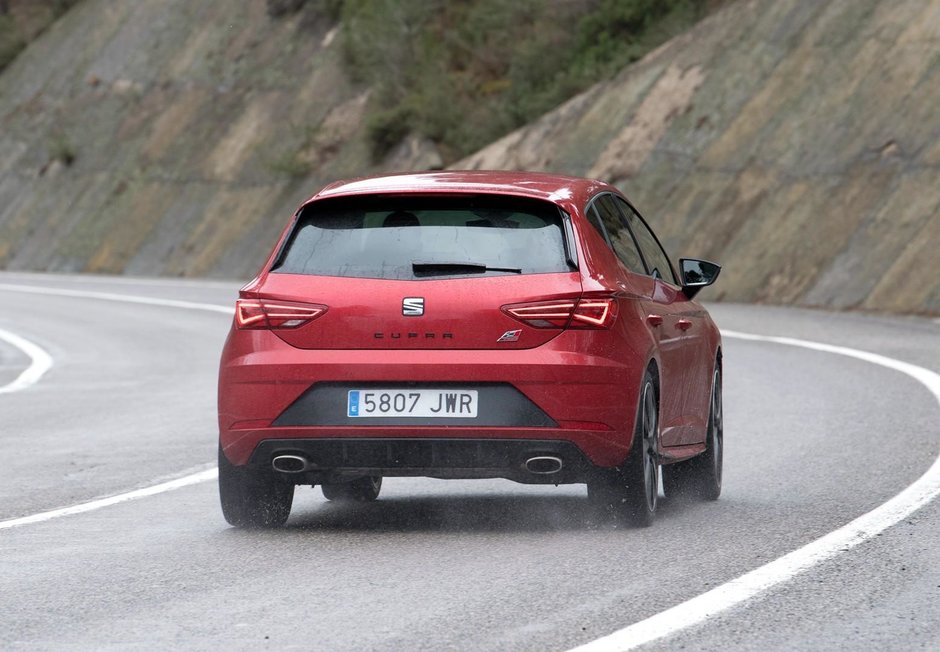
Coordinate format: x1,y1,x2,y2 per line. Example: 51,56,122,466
0,272,937,651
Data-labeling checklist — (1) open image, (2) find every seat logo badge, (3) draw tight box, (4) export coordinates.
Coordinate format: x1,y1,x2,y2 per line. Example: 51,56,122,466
497,329,522,343
402,297,425,316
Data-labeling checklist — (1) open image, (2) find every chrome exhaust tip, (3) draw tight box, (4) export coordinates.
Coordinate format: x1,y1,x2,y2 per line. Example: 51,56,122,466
272,454,309,473
525,456,563,475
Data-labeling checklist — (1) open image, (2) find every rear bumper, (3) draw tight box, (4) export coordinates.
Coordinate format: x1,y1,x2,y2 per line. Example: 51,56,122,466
218,329,644,471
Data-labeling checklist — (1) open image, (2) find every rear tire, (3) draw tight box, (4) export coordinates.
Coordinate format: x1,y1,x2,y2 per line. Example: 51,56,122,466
321,476,383,502
218,446,294,528
663,366,723,501
588,370,659,527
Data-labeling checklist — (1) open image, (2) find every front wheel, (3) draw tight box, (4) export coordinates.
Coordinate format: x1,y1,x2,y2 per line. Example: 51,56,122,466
218,446,294,528
663,366,723,501
321,476,383,502
588,370,659,527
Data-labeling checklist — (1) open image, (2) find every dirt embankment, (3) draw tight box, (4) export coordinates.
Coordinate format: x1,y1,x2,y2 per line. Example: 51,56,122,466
1,0,938,315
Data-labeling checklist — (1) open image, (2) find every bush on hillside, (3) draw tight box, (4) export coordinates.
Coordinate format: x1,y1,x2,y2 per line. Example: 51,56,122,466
276,0,722,162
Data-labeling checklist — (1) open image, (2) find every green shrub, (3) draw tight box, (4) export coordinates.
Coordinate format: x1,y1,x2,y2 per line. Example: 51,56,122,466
338,0,720,162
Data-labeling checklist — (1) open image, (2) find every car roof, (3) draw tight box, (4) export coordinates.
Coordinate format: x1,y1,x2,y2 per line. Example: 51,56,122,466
306,171,615,213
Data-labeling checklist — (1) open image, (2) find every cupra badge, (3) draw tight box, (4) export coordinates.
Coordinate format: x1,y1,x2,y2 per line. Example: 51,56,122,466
402,297,425,316
497,329,522,343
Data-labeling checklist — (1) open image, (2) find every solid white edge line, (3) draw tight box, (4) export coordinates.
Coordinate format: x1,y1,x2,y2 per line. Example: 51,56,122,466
0,467,219,530
566,329,940,652
0,283,234,314
0,327,54,394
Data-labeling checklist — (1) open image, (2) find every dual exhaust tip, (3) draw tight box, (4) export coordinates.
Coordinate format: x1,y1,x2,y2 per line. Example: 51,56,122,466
273,453,564,475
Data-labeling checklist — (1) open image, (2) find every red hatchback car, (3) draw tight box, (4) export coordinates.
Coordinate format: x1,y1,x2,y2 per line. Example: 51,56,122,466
218,171,722,528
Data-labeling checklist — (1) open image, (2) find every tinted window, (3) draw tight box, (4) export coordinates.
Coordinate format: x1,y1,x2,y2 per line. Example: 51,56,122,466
274,196,570,279
614,197,677,284
585,205,610,246
592,195,646,274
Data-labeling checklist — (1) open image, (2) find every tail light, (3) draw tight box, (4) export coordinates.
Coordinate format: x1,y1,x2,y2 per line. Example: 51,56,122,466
502,297,618,329
235,299,327,330
570,298,618,328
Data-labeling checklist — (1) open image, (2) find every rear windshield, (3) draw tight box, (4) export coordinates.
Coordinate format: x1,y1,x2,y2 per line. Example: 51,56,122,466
272,195,572,279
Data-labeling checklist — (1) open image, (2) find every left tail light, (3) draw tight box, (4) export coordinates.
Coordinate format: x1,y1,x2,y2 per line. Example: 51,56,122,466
235,299,328,330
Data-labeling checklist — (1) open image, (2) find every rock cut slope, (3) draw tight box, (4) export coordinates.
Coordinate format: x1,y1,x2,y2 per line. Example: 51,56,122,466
0,0,938,315
0,0,436,278
461,0,940,315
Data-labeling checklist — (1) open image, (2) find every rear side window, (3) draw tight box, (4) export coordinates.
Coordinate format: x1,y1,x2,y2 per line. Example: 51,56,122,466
273,195,572,279
613,197,677,285
591,195,646,274
585,205,610,245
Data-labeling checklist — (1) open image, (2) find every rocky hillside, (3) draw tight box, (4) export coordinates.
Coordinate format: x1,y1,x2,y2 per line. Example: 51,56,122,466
0,0,440,277
1,0,939,315
0,1,79,71
461,0,940,315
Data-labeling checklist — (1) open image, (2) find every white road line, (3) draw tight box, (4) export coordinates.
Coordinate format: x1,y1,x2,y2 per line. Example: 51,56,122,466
0,467,218,530
0,283,233,314
0,327,54,394
0,282,231,530
567,329,940,652
0,271,239,289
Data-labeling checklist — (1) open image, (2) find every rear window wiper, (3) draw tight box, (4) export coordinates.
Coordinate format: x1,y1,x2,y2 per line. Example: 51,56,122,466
412,261,522,275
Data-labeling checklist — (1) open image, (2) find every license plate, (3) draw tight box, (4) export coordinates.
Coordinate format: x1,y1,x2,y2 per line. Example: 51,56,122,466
347,389,478,418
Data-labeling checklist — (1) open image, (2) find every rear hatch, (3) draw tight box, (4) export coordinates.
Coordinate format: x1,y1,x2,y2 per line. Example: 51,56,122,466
247,193,585,350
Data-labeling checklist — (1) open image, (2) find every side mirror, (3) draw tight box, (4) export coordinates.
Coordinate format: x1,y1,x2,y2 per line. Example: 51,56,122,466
679,258,721,299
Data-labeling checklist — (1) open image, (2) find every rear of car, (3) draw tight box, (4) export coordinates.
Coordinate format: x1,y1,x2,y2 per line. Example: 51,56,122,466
217,172,720,528
220,187,642,462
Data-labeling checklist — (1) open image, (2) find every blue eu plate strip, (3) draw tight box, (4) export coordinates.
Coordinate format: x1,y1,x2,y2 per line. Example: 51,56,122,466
347,390,360,417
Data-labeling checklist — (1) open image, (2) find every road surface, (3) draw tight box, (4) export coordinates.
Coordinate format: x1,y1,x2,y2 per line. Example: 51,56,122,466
1,272,937,651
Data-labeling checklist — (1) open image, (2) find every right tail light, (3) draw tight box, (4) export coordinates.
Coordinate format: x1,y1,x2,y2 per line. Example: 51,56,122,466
502,297,618,329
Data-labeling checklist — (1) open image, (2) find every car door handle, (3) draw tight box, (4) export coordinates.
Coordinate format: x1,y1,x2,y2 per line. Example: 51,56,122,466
676,319,693,331
647,314,664,327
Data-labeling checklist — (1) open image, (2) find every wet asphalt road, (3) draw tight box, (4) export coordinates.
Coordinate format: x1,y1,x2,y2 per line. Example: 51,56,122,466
0,272,937,651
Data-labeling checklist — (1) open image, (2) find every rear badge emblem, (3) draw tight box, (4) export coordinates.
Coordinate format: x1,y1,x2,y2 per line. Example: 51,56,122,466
403,297,425,316
497,329,522,343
